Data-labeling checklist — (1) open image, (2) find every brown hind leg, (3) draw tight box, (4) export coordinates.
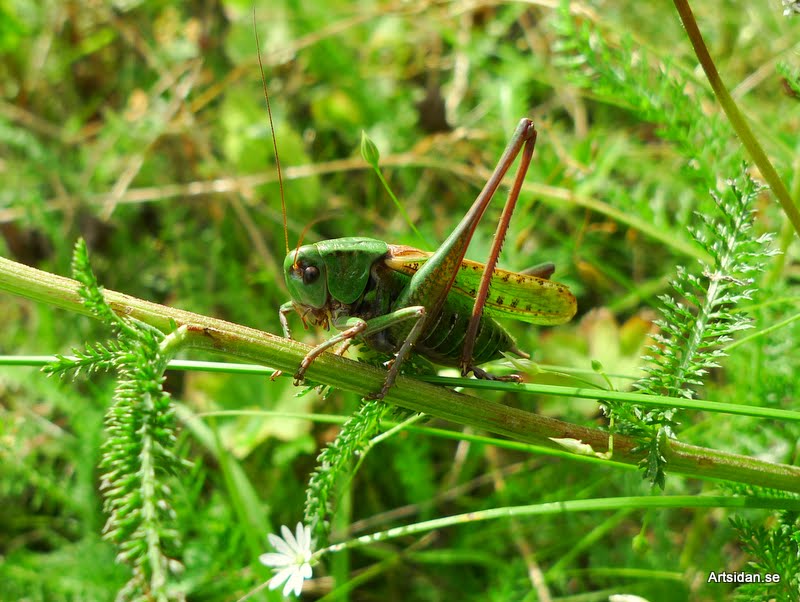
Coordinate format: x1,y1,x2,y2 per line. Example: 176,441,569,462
470,366,522,383
468,344,529,382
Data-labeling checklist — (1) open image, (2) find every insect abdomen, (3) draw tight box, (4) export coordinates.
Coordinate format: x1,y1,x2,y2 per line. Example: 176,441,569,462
358,261,516,368
415,302,513,367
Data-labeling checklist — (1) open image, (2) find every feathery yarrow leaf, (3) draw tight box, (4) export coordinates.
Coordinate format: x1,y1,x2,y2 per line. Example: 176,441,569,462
304,400,395,542
731,513,800,599
44,340,125,377
70,238,138,337
49,239,187,600
551,3,739,191
629,169,776,485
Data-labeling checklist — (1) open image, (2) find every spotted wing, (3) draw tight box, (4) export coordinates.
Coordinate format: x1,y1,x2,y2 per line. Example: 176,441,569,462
385,245,577,325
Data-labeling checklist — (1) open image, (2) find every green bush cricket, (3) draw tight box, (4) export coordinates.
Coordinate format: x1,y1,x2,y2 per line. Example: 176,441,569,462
256,27,576,400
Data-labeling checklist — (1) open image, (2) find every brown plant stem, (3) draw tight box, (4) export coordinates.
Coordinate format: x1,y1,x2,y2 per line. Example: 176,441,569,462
2,254,800,493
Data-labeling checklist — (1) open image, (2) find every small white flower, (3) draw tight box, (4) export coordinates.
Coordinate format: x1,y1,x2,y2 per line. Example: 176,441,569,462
259,522,315,597
784,0,800,16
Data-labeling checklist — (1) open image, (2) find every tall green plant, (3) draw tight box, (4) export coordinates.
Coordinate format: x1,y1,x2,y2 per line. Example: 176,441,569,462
45,240,186,601
552,2,739,195
620,172,775,486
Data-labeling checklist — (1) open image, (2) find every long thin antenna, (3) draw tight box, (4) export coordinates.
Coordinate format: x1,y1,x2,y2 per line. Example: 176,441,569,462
291,213,338,266
253,10,289,255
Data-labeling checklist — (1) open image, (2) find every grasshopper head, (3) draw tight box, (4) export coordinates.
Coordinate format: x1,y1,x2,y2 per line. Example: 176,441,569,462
284,245,328,310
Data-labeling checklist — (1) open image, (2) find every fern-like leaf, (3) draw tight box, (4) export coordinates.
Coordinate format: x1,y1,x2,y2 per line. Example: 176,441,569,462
304,400,396,542
47,239,186,601
731,512,800,599
44,340,124,377
628,169,776,486
70,239,137,336
551,3,740,191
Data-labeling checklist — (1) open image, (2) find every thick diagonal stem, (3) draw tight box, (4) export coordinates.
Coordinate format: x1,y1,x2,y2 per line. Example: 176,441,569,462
3,255,800,493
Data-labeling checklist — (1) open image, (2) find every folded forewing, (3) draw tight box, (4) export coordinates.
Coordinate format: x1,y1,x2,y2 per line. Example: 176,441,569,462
385,245,576,325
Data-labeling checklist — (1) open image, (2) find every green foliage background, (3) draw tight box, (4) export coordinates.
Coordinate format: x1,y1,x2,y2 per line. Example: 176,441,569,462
1,1,799,600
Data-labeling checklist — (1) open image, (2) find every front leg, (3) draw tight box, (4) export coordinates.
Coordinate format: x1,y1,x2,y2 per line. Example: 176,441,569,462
271,302,298,382
294,316,369,384
293,306,427,391
278,301,296,340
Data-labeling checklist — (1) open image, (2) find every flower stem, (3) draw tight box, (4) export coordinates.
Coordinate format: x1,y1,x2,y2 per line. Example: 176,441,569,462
319,495,800,558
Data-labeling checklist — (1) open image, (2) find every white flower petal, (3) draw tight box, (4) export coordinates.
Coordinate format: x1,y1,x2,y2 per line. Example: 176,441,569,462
295,523,309,551
281,524,300,553
262,523,315,597
259,552,292,568
268,532,294,557
268,566,295,591
303,524,314,554
285,570,305,597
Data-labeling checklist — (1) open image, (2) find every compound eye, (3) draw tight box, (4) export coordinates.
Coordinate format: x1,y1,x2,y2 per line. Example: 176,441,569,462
302,265,320,285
